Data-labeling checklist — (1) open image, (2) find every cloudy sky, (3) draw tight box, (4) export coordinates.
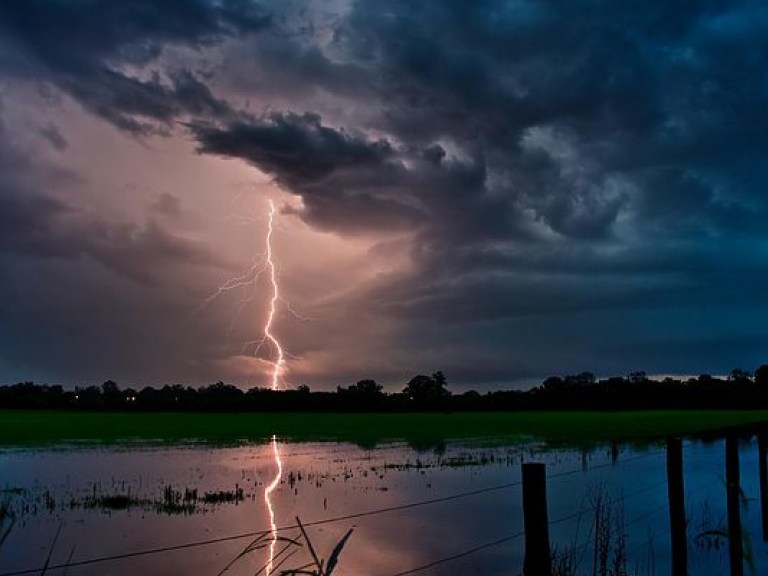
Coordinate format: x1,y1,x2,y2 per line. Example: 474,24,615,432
1,0,767,391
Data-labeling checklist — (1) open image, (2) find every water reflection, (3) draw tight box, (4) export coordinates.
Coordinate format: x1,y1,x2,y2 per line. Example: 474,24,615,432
2,434,768,575
263,435,282,575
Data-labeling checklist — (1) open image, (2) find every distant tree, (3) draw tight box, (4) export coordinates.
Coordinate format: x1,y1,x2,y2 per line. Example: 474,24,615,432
297,384,310,394
102,380,120,397
402,372,450,403
755,364,768,386
604,376,627,390
564,372,595,388
542,376,564,392
77,385,102,406
728,369,752,383
628,371,647,384
347,379,383,396
201,382,243,405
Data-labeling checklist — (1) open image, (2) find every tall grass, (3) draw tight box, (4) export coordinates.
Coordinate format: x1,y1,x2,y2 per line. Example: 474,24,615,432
0,498,13,549
552,487,638,576
218,516,352,576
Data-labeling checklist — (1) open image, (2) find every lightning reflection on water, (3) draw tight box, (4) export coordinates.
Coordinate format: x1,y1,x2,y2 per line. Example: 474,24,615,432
264,434,283,575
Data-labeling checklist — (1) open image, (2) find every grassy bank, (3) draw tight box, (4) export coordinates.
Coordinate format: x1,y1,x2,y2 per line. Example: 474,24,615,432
3,409,768,448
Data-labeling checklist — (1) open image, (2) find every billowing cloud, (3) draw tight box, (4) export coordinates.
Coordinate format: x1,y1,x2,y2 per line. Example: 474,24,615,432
2,0,768,388
0,0,269,133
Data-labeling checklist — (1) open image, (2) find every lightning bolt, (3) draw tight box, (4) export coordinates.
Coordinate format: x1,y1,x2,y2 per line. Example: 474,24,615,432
263,199,283,576
197,199,311,360
264,199,284,391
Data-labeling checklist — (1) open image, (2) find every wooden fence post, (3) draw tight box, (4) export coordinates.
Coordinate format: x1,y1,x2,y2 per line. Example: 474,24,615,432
759,432,768,542
666,438,687,576
522,462,552,576
726,435,744,576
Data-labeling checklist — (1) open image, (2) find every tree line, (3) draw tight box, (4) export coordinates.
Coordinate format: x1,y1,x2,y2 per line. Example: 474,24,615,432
3,366,768,412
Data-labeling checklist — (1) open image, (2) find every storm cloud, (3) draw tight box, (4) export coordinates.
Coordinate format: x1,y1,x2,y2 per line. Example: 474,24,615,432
1,0,768,387
0,100,233,383
0,0,268,132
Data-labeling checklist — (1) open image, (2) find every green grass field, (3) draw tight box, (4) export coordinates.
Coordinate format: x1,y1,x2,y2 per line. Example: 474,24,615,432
3,409,768,448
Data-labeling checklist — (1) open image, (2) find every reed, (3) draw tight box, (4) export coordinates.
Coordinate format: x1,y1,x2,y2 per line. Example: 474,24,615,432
218,516,352,576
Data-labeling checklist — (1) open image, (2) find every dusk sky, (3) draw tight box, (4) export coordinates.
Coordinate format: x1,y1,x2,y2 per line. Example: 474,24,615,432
1,0,767,391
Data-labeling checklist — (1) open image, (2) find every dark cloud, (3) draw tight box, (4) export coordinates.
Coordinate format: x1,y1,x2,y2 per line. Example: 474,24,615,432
193,112,426,233
187,0,768,382
0,110,232,384
37,122,68,151
3,0,768,386
0,0,270,133
194,113,393,182
219,29,373,102
0,172,227,285
233,1,766,243
0,0,269,67
0,198,227,285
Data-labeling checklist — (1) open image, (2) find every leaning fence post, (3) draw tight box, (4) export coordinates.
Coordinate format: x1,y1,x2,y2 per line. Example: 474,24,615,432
666,437,688,576
726,435,744,576
522,462,552,576
759,432,768,542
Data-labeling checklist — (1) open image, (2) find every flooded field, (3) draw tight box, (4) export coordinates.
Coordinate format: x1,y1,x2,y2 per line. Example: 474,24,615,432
1,433,767,575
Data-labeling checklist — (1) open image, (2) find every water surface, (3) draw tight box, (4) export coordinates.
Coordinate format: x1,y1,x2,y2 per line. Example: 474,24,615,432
1,435,765,575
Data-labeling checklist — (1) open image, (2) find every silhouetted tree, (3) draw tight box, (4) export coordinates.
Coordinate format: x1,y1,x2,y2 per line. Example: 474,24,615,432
542,376,564,392
755,365,768,386
564,372,596,388
729,369,752,384
353,379,383,395
8,361,768,412
333,379,386,410
402,372,450,403
102,380,120,402
339,379,383,397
